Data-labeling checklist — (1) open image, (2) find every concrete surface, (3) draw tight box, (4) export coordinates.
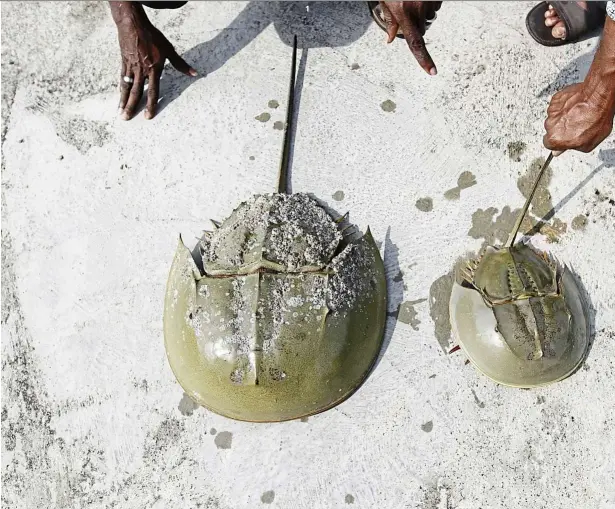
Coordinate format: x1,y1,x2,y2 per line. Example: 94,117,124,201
2,2,615,508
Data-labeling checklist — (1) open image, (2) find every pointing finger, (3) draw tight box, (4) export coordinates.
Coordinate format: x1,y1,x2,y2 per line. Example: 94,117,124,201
168,49,197,77
398,15,436,75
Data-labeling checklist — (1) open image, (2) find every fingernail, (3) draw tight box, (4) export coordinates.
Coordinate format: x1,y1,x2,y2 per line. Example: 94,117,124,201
121,112,131,121
189,69,198,77
144,111,153,120
553,27,565,38
429,67,437,76
117,107,123,115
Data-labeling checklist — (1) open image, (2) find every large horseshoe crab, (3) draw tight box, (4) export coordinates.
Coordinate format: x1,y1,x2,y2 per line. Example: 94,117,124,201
449,153,590,387
163,37,387,422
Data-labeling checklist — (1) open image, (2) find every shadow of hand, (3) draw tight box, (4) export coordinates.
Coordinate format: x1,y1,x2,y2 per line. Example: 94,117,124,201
156,1,373,114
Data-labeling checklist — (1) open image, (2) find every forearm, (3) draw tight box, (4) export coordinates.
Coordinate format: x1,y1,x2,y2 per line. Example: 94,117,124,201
585,12,615,116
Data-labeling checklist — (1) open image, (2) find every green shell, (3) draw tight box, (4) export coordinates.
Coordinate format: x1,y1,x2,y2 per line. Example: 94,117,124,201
163,196,387,422
449,243,589,388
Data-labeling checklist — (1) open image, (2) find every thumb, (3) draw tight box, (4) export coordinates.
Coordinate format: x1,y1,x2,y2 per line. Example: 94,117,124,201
380,3,399,43
386,21,400,43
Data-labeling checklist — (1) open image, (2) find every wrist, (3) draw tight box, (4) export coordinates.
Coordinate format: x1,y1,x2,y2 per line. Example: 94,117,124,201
109,2,148,28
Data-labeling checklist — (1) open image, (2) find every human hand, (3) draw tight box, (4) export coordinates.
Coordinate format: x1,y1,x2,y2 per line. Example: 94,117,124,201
544,82,615,153
110,1,197,120
379,1,442,75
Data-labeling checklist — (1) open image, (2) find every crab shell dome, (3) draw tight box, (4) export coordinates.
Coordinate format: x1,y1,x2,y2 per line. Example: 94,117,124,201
449,244,589,388
163,193,387,422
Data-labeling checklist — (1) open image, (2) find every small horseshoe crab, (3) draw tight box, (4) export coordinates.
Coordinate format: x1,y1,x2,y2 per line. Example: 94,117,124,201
163,37,387,422
449,154,590,387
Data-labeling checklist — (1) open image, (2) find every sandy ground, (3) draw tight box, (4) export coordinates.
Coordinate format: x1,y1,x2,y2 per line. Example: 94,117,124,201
2,2,615,508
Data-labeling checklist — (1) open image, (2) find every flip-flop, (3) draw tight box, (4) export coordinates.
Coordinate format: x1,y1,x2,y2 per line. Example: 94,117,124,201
139,1,188,9
525,1,607,46
367,1,436,40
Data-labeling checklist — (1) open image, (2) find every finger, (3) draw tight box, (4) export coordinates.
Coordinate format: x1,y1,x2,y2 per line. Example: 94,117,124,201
543,124,570,152
168,50,197,77
543,133,562,151
145,67,162,120
546,94,567,115
119,63,133,111
543,114,556,133
122,71,145,120
398,16,436,75
386,22,400,43
546,100,559,116
414,5,426,35
380,3,399,43
425,3,436,21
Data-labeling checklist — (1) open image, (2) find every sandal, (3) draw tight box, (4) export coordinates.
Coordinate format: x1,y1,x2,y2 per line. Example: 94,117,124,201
525,1,607,47
367,1,436,39
139,1,188,9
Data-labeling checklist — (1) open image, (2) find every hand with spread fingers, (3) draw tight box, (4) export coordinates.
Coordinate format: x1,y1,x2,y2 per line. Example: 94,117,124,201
376,1,442,75
544,14,615,153
109,1,197,121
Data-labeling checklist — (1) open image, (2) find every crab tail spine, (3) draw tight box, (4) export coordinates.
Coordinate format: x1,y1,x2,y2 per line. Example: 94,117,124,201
506,151,554,248
277,34,298,195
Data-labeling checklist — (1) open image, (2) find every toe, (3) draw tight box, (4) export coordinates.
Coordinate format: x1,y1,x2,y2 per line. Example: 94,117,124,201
545,15,560,27
552,20,566,39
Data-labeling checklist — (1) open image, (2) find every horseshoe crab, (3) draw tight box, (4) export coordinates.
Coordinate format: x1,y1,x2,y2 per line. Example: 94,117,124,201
163,37,387,422
449,154,590,387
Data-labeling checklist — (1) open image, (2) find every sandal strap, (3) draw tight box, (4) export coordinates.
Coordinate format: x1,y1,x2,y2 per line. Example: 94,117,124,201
550,1,607,41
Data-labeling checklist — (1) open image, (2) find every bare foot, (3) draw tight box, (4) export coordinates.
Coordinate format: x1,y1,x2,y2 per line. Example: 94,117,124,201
544,2,588,39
